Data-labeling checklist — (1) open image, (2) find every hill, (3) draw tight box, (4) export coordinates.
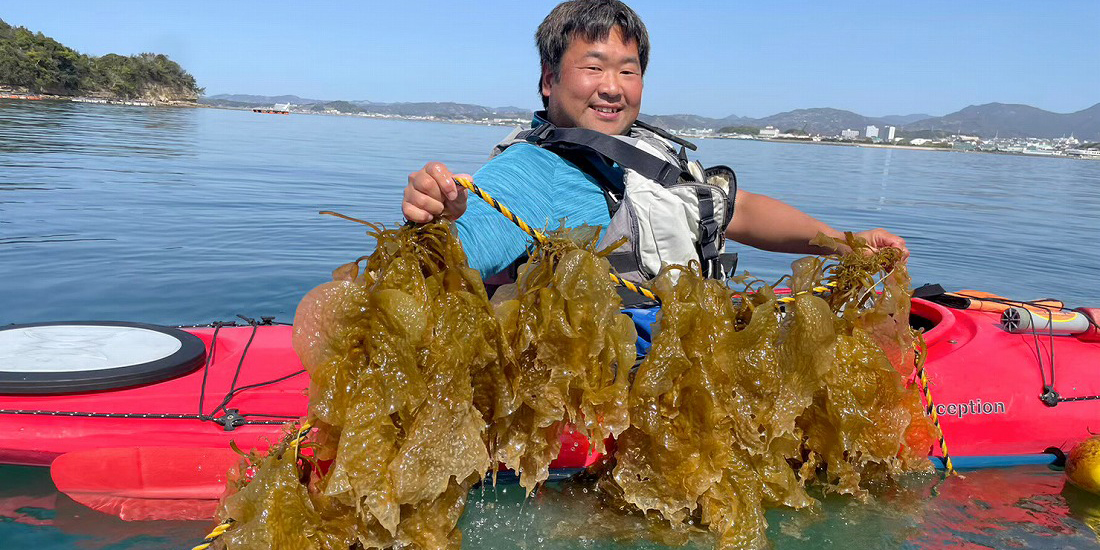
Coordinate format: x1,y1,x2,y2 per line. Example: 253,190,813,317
199,92,1100,139
754,108,877,135
204,93,326,105
878,113,934,126
901,103,1100,140
639,113,749,131
0,18,201,101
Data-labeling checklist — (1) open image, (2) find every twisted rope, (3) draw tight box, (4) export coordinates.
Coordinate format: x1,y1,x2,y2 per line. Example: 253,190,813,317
454,176,660,303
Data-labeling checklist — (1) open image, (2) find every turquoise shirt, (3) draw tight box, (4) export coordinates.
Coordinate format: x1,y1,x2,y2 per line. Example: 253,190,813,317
455,142,614,278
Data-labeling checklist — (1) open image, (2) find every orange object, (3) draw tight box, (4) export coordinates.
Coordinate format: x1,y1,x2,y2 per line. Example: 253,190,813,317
951,290,1064,315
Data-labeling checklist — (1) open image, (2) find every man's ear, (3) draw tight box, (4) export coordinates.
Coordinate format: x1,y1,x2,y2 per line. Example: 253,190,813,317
540,65,554,100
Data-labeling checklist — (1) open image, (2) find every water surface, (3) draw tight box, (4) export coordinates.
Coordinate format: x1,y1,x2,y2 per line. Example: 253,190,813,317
2,100,1100,548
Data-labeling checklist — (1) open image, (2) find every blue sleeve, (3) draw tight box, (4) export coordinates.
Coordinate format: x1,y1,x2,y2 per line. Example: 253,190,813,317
455,144,611,278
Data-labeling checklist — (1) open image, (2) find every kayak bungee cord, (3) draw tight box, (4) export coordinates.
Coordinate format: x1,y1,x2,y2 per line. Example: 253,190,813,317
452,176,662,304
192,420,315,550
951,292,1100,405
201,317,305,425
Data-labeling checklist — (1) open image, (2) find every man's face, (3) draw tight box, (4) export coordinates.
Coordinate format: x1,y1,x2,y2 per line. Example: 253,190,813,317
541,26,643,136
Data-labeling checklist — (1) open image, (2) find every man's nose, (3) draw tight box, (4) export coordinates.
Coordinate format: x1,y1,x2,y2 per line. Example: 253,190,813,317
598,72,622,98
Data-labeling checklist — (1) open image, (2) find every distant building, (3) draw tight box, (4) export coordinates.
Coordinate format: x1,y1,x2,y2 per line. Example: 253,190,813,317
759,126,780,138
910,138,932,146
865,125,879,139
841,129,860,140
882,126,896,142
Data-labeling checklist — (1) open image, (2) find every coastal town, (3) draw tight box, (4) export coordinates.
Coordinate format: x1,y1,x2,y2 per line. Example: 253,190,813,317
682,124,1100,159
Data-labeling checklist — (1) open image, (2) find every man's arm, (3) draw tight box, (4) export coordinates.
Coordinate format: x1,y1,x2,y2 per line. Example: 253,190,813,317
725,189,909,258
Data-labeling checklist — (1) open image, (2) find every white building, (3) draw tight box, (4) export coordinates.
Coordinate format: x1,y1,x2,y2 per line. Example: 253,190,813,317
759,126,780,138
841,129,860,140
865,125,879,139
882,126,896,142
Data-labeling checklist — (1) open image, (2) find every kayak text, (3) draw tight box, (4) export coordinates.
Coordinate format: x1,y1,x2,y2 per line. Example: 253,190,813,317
936,399,1006,419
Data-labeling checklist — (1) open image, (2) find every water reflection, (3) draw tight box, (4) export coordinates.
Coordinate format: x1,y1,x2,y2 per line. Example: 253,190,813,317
0,466,205,549
0,99,197,158
6,461,1097,549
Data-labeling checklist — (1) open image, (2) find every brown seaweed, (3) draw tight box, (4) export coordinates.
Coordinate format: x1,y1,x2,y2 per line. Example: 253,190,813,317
601,234,935,548
215,221,934,550
488,225,636,493
217,220,509,549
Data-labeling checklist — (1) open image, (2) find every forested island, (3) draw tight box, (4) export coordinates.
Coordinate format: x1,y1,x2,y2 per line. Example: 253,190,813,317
0,18,201,102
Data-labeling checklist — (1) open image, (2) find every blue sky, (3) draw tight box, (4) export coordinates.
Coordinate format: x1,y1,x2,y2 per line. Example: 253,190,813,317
5,1,1098,118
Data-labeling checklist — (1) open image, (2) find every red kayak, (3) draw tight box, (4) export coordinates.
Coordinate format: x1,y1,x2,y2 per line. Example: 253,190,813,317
2,290,1099,519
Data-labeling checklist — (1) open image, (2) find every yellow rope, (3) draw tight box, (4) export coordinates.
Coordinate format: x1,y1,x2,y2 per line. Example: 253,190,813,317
776,282,836,304
191,420,315,550
914,353,955,476
191,519,234,550
453,176,662,304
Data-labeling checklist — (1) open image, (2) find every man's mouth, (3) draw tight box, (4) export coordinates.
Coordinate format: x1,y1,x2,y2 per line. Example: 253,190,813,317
590,106,623,120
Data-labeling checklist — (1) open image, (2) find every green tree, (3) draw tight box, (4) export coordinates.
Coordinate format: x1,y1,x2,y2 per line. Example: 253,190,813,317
0,19,201,99
717,125,759,135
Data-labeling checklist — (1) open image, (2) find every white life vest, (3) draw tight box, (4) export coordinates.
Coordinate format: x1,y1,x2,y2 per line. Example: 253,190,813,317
491,114,737,289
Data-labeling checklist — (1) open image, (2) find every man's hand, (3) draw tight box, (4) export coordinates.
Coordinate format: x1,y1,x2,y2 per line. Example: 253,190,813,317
402,162,469,223
853,228,909,260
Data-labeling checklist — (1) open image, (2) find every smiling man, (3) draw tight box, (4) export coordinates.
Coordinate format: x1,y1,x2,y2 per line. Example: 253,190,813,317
401,0,907,284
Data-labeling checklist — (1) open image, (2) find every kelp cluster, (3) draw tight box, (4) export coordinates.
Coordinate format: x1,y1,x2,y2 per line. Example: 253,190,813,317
213,220,934,550
488,225,636,493
597,232,935,548
215,221,636,549
219,220,506,548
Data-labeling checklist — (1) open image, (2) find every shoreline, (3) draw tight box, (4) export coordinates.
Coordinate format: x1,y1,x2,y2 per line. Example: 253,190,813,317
747,137,1099,160
6,95,1097,161
0,92,199,108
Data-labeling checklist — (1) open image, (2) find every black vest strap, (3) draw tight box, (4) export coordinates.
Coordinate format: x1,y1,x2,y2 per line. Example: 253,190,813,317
518,123,687,187
696,187,722,278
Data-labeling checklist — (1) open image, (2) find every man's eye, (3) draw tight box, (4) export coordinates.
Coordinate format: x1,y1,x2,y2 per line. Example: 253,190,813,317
585,66,602,71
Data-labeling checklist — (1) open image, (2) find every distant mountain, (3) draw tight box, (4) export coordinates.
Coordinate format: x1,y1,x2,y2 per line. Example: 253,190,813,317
878,113,935,126
753,108,877,135
639,113,748,131
902,103,1100,140
204,94,326,105
200,93,1100,139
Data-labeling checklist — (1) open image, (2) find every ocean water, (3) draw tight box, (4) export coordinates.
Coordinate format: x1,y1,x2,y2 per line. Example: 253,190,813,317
2,100,1100,548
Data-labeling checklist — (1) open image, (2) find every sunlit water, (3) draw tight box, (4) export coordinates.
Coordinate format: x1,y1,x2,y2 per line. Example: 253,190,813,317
2,100,1100,548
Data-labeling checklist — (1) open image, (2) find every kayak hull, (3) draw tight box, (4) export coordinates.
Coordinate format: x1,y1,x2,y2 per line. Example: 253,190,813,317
3,299,1100,470
0,324,308,466
916,298,1100,463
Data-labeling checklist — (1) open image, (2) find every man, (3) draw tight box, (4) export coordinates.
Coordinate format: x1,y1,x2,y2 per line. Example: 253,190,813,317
402,0,907,281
